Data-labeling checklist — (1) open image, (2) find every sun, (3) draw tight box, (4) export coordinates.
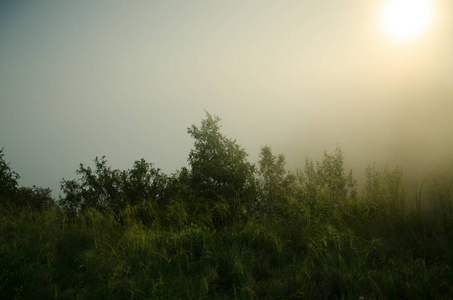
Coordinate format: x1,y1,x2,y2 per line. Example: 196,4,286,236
380,0,434,42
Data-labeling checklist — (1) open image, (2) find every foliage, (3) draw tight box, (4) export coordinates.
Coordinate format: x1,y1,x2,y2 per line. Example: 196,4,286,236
59,156,125,214
364,164,407,214
1,191,452,299
258,145,296,218
0,148,19,199
187,112,256,201
0,148,56,210
59,156,170,215
187,112,257,226
1,113,453,299
298,146,357,204
122,158,170,206
12,186,55,211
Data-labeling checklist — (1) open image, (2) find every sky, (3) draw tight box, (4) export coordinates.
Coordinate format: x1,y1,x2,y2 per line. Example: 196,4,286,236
1,0,453,197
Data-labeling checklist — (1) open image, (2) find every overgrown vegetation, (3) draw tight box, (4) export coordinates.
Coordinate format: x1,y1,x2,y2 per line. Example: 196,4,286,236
1,113,452,299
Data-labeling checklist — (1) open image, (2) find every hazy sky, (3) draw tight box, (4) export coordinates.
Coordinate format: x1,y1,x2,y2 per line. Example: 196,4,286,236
1,0,453,197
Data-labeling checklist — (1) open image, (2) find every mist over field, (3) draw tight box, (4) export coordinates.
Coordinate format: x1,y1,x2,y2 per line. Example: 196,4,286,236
280,85,453,184
1,1,453,197
2,2,453,297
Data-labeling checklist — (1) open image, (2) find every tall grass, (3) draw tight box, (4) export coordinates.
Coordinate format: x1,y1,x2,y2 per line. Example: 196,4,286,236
1,173,453,299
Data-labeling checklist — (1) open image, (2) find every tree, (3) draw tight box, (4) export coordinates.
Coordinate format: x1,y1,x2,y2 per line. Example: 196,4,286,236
59,156,125,214
364,164,406,213
1,148,55,210
186,112,257,227
13,186,55,211
187,112,256,201
59,156,171,215
0,148,20,199
122,158,169,206
298,146,357,203
258,145,296,217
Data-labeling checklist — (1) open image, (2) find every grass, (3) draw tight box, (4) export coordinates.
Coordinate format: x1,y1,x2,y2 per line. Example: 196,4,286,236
1,176,453,299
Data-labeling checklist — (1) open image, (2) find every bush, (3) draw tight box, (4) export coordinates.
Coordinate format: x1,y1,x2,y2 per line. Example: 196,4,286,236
0,148,19,200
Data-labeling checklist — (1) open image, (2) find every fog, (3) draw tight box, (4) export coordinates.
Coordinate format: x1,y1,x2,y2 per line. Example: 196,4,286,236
1,0,453,197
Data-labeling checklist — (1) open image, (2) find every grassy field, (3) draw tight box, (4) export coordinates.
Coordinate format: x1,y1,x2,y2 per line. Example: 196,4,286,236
1,116,452,299
1,176,452,299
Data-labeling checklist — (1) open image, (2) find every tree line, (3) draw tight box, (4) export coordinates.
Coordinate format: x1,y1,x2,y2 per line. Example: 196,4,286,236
2,112,452,299
1,112,405,228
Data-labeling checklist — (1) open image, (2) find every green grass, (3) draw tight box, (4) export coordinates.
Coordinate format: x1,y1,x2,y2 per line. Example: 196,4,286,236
1,178,453,299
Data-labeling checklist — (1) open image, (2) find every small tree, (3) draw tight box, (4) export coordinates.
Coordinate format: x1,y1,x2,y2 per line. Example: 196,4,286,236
258,145,296,217
364,164,406,214
187,112,257,226
14,186,55,211
59,156,171,216
0,148,20,199
187,112,256,201
122,158,169,206
1,148,55,210
298,146,357,203
59,156,124,214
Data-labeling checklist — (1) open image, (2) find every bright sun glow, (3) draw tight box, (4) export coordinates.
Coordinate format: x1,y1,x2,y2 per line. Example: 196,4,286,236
380,0,434,42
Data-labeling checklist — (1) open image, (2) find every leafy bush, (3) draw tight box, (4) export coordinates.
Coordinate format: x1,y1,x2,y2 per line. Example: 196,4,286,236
13,186,55,211
1,148,56,211
0,148,19,200
59,156,171,215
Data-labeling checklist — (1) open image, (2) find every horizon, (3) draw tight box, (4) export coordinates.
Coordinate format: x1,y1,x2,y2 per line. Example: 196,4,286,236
1,0,453,197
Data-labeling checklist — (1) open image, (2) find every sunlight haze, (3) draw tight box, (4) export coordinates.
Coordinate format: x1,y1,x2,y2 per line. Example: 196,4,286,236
1,0,453,196
380,0,434,42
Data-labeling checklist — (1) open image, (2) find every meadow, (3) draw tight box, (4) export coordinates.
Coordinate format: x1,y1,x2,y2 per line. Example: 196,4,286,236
1,113,452,299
